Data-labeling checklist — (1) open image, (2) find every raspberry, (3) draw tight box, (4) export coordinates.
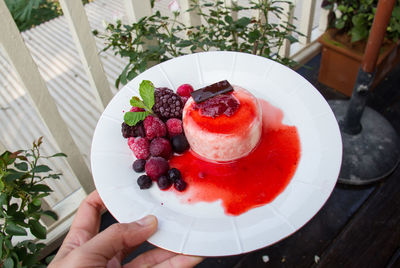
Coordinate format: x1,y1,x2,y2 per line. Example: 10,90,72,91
121,122,145,138
130,107,145,112
150,138,172,159
180,96,189,106
177,84,194,97
193,94,239,118
166,118,183,136
171,134,190,153
128,137,150,160
157,175,172,190
132,159,146,172
153,87,183,120
143,116,167,140
145,156,169,180
137,175,152,189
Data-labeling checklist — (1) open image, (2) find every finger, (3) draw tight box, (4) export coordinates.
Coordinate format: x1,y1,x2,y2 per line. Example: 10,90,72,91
124,248,177,267
53,190,106,261
153,255,204,268
76,215,158,265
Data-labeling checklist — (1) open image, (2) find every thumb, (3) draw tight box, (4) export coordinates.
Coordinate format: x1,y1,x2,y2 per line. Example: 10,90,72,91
77,215,157,264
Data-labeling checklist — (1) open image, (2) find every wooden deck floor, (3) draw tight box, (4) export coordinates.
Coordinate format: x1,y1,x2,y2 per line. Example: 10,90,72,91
100,54,400,268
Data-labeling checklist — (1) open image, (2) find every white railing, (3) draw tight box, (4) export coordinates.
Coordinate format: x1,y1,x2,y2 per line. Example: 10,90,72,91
0,0,328,255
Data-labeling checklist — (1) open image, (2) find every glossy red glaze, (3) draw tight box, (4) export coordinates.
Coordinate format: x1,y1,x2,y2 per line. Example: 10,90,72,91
170,100,301,215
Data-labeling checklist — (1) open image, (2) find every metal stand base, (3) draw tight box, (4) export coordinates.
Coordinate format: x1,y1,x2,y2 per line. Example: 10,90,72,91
329,100,400,185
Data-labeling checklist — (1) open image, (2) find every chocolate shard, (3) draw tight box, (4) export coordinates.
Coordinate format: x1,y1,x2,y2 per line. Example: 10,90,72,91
191,80,233,103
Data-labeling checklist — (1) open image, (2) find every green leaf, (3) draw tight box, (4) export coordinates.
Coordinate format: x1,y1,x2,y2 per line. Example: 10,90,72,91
30,184,52,192
4,171,25,182
15,162,28,171
129,96,147,109
49,153,67,158
6,222,27,236
32,165,51,173
29,219,46,239
3,257,14,268
351,25,368,42
124,111,149,126
32,199,41,207
139,80,155,109
42,210,58,221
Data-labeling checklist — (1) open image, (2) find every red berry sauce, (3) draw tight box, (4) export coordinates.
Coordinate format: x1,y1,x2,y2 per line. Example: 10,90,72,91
169,99,301,216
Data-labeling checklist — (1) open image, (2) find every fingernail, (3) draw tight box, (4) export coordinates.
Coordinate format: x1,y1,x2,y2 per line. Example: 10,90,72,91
136,215,156,227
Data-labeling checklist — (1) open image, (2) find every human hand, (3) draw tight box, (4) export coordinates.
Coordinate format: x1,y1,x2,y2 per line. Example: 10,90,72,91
49,190,203,267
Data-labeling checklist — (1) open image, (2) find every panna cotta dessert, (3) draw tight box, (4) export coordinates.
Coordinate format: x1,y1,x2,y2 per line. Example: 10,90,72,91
183,80,262,162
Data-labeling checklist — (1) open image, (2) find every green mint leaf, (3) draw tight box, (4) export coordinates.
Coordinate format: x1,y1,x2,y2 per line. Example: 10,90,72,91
124,111,149,126
139,80,155,110
130,96,147,109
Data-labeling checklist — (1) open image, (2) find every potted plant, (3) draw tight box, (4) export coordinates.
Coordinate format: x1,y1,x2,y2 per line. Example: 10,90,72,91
0,137,64,267
318,0,400,96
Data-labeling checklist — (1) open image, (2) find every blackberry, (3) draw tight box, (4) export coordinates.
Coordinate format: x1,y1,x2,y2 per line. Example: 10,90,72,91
121,122,145,138
153,87,183,120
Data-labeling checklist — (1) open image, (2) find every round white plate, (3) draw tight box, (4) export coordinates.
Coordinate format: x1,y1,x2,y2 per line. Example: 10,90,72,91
91,51,342,257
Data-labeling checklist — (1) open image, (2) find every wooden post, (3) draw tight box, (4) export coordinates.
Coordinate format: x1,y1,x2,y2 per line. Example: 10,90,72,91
59,0,113,107
124,0,152,24
298,0,316,45
179,0,201,27
225,0,238,21
278,0,295,58
0,0,95,194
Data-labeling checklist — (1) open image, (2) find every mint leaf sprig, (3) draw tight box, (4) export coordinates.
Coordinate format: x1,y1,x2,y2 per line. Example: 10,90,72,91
124,80,156,126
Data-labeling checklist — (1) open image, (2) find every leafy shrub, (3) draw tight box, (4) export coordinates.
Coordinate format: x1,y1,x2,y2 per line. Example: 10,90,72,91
94,0,300,88
322,0,400,42
0,138,65,267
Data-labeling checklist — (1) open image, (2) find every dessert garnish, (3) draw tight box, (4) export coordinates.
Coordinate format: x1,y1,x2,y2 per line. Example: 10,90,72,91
121,80,190,192
193,94,239,118
190,80,233,103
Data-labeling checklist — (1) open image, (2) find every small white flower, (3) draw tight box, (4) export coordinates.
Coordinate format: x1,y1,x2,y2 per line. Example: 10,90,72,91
168,0,180,12
314,255,320,263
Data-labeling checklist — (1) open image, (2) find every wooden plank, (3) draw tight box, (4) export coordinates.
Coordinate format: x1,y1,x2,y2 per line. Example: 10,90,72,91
59,0,113,108
179,0,201,27
317,167,400,267
0,0,94,194
123,0,152,23
278,0,295,58
298,0,316,45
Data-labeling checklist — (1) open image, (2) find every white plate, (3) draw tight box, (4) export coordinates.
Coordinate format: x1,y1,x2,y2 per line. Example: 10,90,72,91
91,51,342,256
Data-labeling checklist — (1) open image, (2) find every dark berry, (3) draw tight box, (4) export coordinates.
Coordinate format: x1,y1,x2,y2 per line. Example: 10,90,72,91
145,156,169,180
137,175,152,189
128,137,150,160
177,84,194,97
157,175,173,190
121,122,145,138
143,116,167,140
168,168,181,182
132,159,146,172
171,134,190,153
166,118,183,136
153,87,183,120
150,138,172,159
174,179,187,192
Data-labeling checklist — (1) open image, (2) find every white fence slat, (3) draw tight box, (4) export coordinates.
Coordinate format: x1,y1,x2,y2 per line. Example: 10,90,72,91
319,8,330,32
179,0,201,26
298,0,316,45
0,140,5,152
59,0,113,109
124,0,152,23
278,0,295,58
0,0,94,194
225,0,238,21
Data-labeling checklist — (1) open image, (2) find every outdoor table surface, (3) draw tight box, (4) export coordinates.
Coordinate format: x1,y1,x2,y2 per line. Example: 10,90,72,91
100,54,400,268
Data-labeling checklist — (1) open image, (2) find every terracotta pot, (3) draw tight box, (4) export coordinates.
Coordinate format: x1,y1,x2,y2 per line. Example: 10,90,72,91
318,29,400,97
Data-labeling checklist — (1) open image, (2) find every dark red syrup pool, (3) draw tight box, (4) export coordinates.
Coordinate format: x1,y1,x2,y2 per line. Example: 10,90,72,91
169,99,301,215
